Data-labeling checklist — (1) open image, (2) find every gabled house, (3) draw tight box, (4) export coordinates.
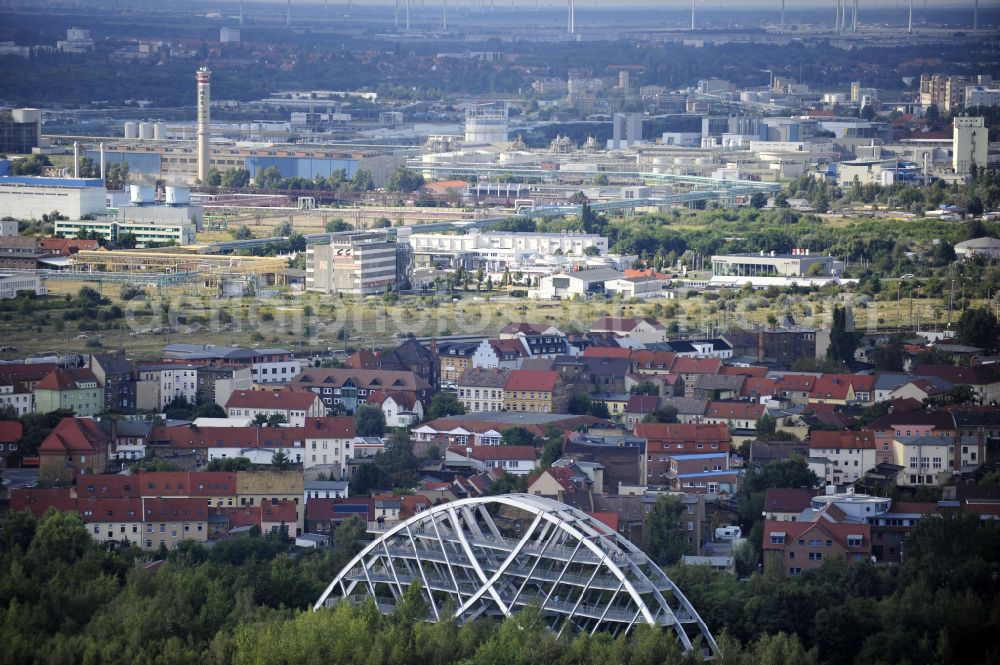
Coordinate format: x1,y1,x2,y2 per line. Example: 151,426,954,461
504,370,569,413
634,422,731,485
809,374,876,406
445,444,538,476
38,417,110,483
590,317,667,344
437,341,480,384
34,368,102,416
808,431,877,485
303,416,356,473
763,488,816,521
457,367,511,413
472,338,529,370
763,519,871,576
367,390,424,427
700,401,766,431
225,389,326,426
290,368,432,414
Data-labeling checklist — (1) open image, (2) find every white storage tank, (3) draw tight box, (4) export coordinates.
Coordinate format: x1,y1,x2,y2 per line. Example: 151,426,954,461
153,123,166,140
164,185,190,205
124,122,138,139
129,184,156,204
138,122,153,139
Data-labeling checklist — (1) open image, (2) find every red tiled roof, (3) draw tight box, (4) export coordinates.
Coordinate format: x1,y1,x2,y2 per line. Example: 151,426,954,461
762,519,871,552
505,370,559,392
226,389,321,410
625,395,659,413
0,420,22,442
491,339,529,357
343,350,381,370
704,401,764,421
764,488,815,514
583,346,631,359
305,497,375,522
10,487,76,517
303,416,355,439
631,351,677,371
367,389,417,410
75,471,237,498
916,364,1000,386
142,497,210,521
810,374,874,400
77,497,142,523
809,430,876,450
38,417,108,454
804,403,857,428
35,368,98,391
39,237,100,254
586,511,619,533
0,363,58,383
719,365,767,378
634,422,730,443
670,356,722,375
260,500,298,524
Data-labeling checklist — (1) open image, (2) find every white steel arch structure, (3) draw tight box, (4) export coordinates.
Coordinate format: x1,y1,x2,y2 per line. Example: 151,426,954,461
314,494,719,658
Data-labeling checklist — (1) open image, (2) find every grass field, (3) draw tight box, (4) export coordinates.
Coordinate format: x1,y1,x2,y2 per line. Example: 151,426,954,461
1,276,975,363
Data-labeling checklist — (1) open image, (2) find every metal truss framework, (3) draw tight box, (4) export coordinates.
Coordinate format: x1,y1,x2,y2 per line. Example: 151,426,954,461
314,494,718,658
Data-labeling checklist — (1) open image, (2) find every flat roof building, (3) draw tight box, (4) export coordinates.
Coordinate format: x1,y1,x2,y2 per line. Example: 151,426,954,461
711,251,839,278
306,231,399,295
0,176,107,220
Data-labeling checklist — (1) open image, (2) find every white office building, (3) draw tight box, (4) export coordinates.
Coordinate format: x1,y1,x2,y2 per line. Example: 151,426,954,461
0,272,45,299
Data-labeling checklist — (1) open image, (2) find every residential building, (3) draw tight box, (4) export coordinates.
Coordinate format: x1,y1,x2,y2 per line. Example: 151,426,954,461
864,408,956,467
89,353,137,413
0,379,33,416
722,328,818,369
457,367,511,413
437,341,479,384
304,416,356,473
108,421,152,463
0,420,23,467
667,452,736,495
236,470,304,533
590,317,667,344
808,431,877,485
148,425,306,465
289,368,432,414
471,338,529,370
305,231,399,295
136,364,200,411
38,417,110,483
809,374,876,406
635,422,731,485
892,435,952,487
763,488,816,521
763,519,871,576
33,368,102,416
699,401,765,431
304,480,350,503
624,395,660,429
445,444,538,475
161,344,301,385
366,390,424,427
225,389,326,426
504,370,569,414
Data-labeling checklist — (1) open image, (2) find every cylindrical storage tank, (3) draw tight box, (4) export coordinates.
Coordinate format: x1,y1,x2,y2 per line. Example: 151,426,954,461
129,184,155,204
164,186,190,205
138,122,153,139
124,122,138,139
153,123,165,139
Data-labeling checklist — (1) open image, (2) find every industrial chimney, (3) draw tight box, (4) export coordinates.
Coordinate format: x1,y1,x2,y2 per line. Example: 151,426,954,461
196,67,212,185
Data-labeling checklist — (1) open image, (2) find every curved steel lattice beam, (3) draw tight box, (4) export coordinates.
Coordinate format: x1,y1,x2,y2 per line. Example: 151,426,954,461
314,494,718,658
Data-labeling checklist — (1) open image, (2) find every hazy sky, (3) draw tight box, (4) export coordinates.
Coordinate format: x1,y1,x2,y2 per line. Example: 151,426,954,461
218,0,993,6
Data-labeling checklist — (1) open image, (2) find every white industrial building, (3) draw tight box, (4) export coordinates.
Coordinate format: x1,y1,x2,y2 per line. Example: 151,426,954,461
464,104,508,145
536,268,625,300
54,185,200,246
711,251,842,278
953,116,988,175
0,176,107,220
306,231,399,295
0,272,45,299
401,229,608,271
